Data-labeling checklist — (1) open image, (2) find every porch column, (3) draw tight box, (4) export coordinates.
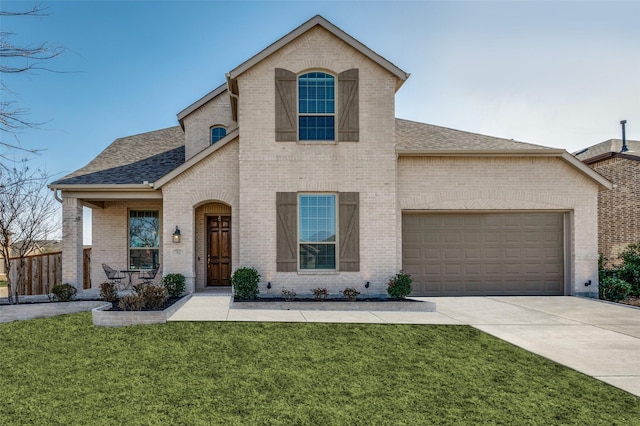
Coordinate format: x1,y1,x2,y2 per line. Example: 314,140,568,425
62,196,84,291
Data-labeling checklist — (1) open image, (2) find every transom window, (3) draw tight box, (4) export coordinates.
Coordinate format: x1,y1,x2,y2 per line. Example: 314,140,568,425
129,210,159,269
298,72,335,141
299,194,336,269
211,126,227,144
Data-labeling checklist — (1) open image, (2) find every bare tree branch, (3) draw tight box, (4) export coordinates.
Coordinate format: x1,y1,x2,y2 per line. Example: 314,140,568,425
0,3,63,159
0,162,60,304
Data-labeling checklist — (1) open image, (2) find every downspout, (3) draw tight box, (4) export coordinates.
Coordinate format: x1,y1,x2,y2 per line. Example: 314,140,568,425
226,73,240,122
51,188,63,203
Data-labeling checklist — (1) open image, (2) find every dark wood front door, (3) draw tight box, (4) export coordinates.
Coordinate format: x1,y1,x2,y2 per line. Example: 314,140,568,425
207,215,231,286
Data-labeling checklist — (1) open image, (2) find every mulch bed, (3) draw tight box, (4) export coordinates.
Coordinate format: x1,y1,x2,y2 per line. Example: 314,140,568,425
233,296,423,303
106,297,183,312
619,297,640,307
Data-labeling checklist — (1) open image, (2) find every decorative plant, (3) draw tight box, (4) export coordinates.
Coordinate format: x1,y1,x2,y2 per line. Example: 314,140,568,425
281,288,297,302
599,276,631,302
137,284,168,310
231,267,260,300
387,271,413,299
51,283,77,302
341,287,360,301
311,287,328,301
99,282,118,303
162,273,186,298
118,294,145,311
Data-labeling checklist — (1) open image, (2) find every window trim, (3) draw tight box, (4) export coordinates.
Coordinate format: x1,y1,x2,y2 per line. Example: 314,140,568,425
297,193,339,272
297,71,337,143
128,209,160,270
210,125,227,145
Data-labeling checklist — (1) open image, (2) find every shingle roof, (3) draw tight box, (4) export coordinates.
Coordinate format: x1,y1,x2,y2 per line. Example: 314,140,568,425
573,139,640,162
52,126,185,185
395,118,557,151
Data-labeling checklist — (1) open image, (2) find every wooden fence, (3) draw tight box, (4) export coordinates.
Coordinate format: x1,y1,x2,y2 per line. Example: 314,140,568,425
6,248,91,296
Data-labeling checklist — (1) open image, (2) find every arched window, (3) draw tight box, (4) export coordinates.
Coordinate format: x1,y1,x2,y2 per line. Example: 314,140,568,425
210,126,227,144
298,72,335,141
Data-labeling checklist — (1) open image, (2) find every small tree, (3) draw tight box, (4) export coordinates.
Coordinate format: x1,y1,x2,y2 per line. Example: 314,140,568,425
0,163,59,304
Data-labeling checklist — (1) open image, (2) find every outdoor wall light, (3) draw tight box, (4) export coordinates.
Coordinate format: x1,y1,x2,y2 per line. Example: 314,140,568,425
365,281,370,288
267,282,272,289
172,226,181,243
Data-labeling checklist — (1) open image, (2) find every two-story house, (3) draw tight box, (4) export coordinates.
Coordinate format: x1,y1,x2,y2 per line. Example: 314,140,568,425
50,16,610,298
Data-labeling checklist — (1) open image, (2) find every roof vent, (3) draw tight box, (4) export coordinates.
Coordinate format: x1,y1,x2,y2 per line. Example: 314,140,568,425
620,120,629,152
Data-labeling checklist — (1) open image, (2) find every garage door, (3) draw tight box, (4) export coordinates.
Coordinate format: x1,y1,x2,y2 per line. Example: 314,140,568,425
402,213,565,296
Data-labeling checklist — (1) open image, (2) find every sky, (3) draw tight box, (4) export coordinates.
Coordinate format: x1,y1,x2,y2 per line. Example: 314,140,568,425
2,0,640,243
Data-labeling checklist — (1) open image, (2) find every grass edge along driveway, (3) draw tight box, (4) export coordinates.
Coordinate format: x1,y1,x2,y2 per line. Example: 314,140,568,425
1,313,638,425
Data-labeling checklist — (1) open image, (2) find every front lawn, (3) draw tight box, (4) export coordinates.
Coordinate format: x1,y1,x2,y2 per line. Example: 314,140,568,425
1,314,638,425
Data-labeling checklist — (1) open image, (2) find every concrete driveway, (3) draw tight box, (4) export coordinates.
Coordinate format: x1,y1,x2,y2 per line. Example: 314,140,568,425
428,296,640,397
169,294,640,397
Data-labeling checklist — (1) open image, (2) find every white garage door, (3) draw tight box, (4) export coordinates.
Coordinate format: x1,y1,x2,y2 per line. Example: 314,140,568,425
402,213,565,296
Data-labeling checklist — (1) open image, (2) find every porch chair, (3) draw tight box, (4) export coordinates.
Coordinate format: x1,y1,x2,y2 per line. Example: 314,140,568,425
102,263,125,288
138,266,159,285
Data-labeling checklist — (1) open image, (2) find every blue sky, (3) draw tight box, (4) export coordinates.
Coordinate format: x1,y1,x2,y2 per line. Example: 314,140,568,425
2,0,640,242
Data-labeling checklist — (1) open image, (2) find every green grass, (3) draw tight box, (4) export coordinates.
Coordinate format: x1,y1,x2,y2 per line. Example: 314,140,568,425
1,314,638,425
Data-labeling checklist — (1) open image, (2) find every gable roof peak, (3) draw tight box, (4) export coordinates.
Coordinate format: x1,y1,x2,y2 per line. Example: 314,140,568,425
226,14,409,86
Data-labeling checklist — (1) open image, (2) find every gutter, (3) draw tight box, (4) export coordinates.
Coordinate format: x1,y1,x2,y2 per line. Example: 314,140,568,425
47,183,156,191
395,148,566,156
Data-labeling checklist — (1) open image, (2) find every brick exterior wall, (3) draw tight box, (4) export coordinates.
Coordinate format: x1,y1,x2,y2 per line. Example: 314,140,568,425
235,26,399,297
161,140,240,293
183,90,236,161
62,197,84,290
587,157,640,263
397,156,601,296
90,200,163,288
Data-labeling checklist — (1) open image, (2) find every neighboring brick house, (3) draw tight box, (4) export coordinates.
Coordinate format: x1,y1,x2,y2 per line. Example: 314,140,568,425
575,139,640,264
50,16,611,298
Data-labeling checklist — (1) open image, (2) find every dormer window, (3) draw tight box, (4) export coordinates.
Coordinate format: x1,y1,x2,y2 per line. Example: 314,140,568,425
298,72,335,141
210,126,227,144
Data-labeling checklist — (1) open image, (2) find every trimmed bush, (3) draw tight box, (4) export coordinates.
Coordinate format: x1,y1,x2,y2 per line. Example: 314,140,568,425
231,267,260,300
118,294,144,311
281,288,296,301
599,277,632,302
341,287,360,301
51,283,77,302
387,271,412,299
311,287,328,301
99,282,118,303
138,284,168,310
162,273,186,298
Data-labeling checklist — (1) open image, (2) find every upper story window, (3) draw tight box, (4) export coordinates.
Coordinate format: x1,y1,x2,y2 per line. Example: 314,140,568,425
298,72,335,141
210,126,227,144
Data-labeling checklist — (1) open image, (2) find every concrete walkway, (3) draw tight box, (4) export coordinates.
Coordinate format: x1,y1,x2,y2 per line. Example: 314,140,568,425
168,294,640,397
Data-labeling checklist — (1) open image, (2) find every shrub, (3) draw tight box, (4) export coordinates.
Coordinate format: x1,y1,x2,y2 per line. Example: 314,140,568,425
281,288,296,301
137,284,168,310
51,283,77,302
599,277,632,302
387,271,412,299
162,273,186,298
311,287,328,301
341,287,360,301
617,243,640,297
118,294,145,311
99,282,118,303
231,267,260,300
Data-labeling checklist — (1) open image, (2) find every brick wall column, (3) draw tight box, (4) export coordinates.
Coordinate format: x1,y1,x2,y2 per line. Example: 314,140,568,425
62,196,84,290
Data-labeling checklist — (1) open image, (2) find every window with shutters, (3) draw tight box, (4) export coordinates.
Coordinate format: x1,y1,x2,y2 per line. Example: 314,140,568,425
298,194,337,269
275,68,358,142
276,192,359,272
298,72,335,141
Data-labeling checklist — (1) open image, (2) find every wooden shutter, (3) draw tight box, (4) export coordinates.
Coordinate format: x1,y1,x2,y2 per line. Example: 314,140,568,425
275,68,297,142
339,192,360,271
276,192,297,272
338,69,359,142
